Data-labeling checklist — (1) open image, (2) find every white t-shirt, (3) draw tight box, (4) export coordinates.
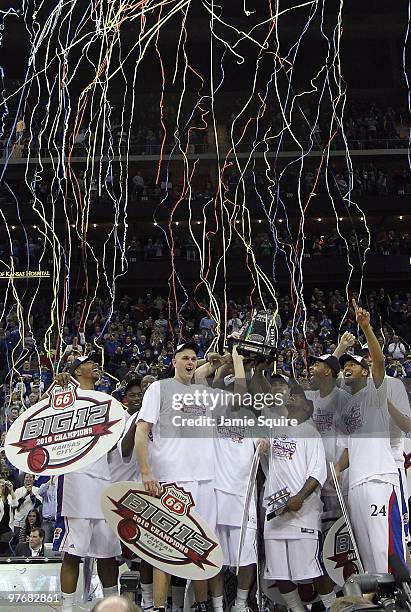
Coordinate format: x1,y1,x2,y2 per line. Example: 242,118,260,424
137,379,215,483
339,377,398,489
264,420,326,537
109,411,150,483
305,386,350,466
213,423,255,496
386,376,411,467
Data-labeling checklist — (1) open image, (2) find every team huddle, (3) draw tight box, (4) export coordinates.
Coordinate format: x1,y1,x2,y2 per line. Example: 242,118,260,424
51,300,411,612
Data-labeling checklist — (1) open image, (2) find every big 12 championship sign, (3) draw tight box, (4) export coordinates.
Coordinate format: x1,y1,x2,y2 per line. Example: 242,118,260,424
5,379,125,475
323,516,361,586
102,481,223,580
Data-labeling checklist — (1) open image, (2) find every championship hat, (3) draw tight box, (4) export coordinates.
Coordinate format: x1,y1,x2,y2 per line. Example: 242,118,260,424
70,353,101,376
173,341,199,357
310,354,341,376
339,353,370,370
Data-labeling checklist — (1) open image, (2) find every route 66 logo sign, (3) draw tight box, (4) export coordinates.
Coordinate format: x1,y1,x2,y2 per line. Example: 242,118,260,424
50,384,76,410
161,484,193,516
5,378,125,475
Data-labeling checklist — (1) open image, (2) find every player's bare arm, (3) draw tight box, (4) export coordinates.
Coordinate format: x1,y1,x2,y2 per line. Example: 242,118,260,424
135,420,161,497
332,331,356,359
353,299,385,387
194,353,225,384
334,448,349,486
121,419,138,458
284,476,321,513
258,438,270,454
39,371,71,400
248,359,272,395
387,400,411,434
232,345,247,398
212,354,233,389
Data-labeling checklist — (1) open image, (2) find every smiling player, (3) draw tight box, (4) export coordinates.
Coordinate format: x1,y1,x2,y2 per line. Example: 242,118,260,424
336,300,407,574
135,342,246,612
53,354,121,612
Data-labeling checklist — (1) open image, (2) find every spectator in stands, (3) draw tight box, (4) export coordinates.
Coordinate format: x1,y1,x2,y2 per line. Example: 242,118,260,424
14,527,45,557
136,359,150,377
131,171,145,197
199,314,214,340
154,312,168,338
115,360,129,381
1,406,20,432
23,509,42,543
387,335,407,361
104,333,120,359
227,312,242,334
38,477,57,543
0,478,17,555
13,474,42,544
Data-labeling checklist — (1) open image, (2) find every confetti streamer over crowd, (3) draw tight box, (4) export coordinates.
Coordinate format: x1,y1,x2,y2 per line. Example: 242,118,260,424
0,0,408,389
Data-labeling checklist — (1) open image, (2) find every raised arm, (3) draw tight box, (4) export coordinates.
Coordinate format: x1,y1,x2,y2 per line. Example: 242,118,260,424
333,331,356,359
232,345,247,398
353,299,385,387
195,353,225,385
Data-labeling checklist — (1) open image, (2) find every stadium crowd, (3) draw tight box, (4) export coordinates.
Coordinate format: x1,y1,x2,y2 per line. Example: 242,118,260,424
1,224,411,273
1,286,410,415
1,100,408,158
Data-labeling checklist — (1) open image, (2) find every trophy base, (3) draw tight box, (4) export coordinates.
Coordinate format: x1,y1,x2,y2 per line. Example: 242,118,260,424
234,339,277,360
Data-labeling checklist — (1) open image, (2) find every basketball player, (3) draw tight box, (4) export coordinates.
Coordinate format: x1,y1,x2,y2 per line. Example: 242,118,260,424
114,377,155,612
360,343,411,548
335,300,407,574
109,377,143,483
306,354,350,527
195,352,257,612
54,355,121,612
135,342,246,612
262,383,336,612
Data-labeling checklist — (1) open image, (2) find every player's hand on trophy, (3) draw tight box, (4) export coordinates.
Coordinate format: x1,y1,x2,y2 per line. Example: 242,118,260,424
340,331,356,350
231,344,244,363
207,353,225,370
142,471,162,497
284,494,303,512
55,372,71,388
352,299,371,330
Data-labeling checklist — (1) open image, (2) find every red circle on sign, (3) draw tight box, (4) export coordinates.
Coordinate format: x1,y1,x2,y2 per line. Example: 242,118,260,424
27,447,49,472
118,519,140,544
